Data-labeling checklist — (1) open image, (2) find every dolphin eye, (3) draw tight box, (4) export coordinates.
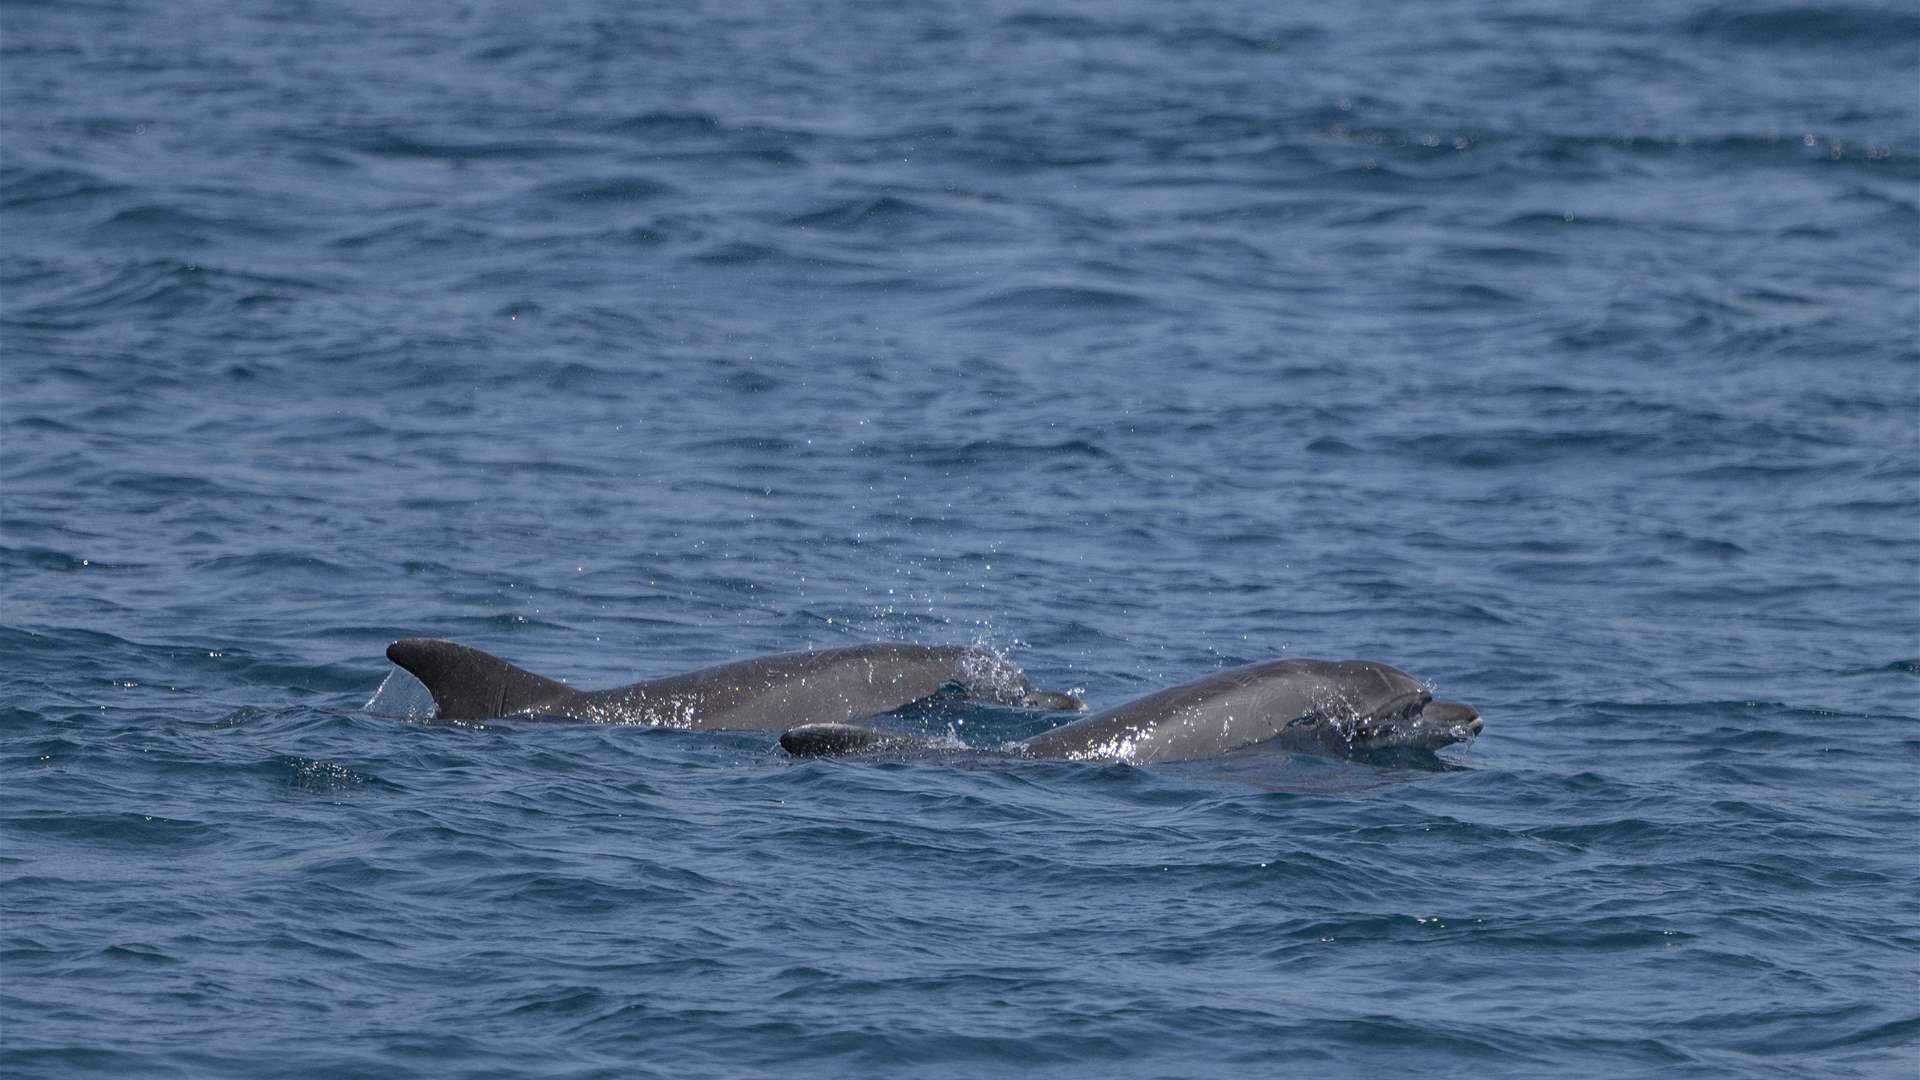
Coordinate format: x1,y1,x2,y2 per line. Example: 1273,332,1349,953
1286,713,1321,728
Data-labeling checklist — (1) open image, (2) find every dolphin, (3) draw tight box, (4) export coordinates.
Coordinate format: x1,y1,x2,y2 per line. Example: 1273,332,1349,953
383,637,1084,727
779,658,1481,762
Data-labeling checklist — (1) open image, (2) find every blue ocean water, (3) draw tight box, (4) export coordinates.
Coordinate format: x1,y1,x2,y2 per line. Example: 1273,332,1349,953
3,0,1917,1076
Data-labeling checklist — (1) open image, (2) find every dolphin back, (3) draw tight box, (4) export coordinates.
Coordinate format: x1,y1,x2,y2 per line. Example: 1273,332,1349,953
1020,659,1427,763
386,638,576,720
386,639,1082,729
594,643,1080,730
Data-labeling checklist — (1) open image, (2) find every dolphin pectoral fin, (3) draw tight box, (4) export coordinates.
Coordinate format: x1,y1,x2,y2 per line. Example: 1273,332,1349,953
1021,689,1085,711
780,723,915,758
386,638,575,721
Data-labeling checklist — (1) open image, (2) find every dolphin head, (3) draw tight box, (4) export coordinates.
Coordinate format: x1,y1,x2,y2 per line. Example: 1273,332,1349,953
1338,686,1482,751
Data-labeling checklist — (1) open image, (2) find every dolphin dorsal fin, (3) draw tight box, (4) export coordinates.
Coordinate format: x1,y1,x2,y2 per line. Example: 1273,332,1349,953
385,638,573,720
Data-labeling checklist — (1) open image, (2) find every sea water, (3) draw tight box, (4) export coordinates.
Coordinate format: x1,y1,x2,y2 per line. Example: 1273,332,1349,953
3,2,1916,1077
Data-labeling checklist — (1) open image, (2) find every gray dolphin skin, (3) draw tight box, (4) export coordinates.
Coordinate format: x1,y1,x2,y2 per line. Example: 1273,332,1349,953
779,659,1481,762
385,638,1084,727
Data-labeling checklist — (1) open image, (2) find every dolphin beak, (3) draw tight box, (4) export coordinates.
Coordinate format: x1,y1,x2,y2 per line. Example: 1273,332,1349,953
1023,689,1086,711
1425,701,1481,737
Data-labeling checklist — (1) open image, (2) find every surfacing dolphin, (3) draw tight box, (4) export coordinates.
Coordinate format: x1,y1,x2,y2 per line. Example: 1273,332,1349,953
385,638,1084,727
779,658,1481,762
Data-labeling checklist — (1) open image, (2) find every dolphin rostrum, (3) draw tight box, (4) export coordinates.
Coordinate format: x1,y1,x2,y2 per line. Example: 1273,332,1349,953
384,638,1084,727
779,658,1481,762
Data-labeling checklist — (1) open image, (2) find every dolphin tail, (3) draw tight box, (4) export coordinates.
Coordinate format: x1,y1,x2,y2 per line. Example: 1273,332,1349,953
385,638,574,721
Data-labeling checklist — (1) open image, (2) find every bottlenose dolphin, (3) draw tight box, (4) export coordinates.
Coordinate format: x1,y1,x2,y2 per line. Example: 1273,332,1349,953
384,638,1083,726
779,658,1481,762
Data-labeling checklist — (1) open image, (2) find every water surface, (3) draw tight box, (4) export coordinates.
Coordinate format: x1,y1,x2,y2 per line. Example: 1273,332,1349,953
4,1,1917,1077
